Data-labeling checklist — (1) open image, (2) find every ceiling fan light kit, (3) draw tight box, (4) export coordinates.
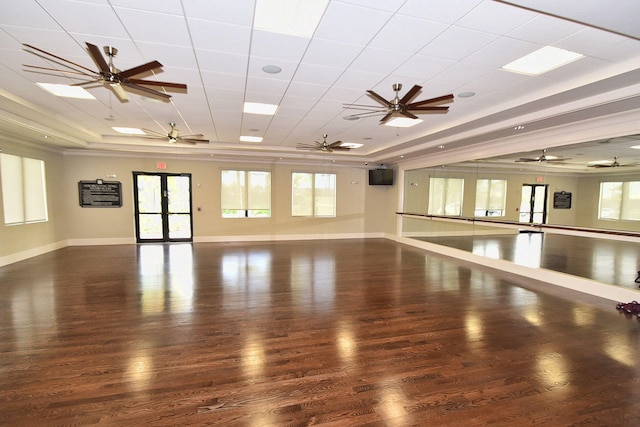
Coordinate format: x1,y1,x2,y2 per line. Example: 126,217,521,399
143,122,209,145
296,134,352,153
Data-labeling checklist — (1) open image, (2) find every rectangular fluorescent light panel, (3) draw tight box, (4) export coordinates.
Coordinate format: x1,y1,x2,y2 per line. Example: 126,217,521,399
113,127,145,135
254,0,329,37
384,117,422,128
502,46,583,76
37,83,95,99
240,136,263,143
244,102,278,115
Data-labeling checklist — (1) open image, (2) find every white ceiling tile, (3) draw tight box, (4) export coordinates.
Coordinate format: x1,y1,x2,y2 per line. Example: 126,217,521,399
464,37,540,67
0,1,60,29
108,0,184,14
428,61,495,94
200,70,246,91
338,0,405,13
250,30,311,62
136,43,198,69
369,16,448,53
115,8,191,46
398,0,484,24
183,0,255,26
195,49,248,75
333,70,388,95
348,47,412,74
37,0,129,38
314,2,392,45
394,55,456,81
293,63,344,86
554,27,630,56
301,39,363,68
419,26,499,61
188,19,251,55
507,14,585,45
456,0,537,34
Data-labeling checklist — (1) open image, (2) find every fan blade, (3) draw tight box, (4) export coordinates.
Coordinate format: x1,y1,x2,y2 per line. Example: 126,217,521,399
86,42,110,73
408,106,450,113
22,63,95,78
399,84,422,105
344,111,386,119
546,158,571,162
142,128,167,138
327,141,344,148
516,158,539,162
379,111,395,124
366,90,392,107
23,43,97,74
179,133,205,139
401,110,418,120
407,94,454,108
108,83,129,102
179,138,209,144
121,82,171,100
119,61,163,78
128,78,187,90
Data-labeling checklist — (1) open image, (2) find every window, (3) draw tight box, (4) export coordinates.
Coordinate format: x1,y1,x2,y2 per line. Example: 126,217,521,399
292,172,336,217
428,177,463,216
0,153,48,225
475,179,507,217
599,181,640,221
221,170,271,218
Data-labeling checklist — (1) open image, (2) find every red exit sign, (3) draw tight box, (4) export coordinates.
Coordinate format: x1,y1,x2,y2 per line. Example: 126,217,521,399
157,162,167,170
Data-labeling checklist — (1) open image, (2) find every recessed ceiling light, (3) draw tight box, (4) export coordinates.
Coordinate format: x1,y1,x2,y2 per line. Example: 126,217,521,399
514,125,525,130
240,135,263,143
438,145,445,149
262,65,282,74
457,91,475,98
502,46,583,76
37,83,95,99
254,0,329,37
384,117,422,128
631,145,640,150
244,102,278,115
339,142,363,149
113,127,145,135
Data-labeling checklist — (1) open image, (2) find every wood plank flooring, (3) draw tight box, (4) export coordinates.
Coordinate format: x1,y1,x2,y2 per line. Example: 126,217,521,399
1,239,640,426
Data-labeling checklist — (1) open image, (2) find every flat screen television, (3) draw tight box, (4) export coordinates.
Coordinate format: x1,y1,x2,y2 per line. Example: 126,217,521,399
368,168,394,186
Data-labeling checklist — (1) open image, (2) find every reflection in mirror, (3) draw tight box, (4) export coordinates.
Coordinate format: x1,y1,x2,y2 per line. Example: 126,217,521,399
401,135,640,290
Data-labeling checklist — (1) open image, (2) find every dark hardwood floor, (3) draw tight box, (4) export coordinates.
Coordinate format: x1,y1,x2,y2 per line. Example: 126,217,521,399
1,239,640,426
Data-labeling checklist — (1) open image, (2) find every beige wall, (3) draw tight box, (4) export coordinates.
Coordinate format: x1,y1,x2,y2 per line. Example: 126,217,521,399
1,141,398,264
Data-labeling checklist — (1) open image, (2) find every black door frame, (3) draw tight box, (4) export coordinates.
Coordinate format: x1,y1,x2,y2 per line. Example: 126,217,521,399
521,183,548,224
132,171,193,243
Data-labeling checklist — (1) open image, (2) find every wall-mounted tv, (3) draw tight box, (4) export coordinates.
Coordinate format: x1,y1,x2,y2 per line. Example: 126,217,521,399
368,168,394,186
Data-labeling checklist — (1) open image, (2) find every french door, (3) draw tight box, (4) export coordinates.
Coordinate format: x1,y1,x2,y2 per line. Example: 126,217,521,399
519,184,548,224
133,172,193,243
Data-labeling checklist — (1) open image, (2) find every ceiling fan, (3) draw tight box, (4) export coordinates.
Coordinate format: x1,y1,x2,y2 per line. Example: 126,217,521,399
343,83,453,124
296,134,351,152
142,122,209,144
516,149,571,163
588,156,638,168
23,42,187,102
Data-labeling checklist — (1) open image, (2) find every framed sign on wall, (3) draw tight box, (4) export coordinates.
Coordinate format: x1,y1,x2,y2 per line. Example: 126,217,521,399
78,180,122,207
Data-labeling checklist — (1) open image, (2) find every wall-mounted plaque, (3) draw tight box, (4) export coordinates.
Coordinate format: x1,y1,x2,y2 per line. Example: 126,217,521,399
553,191,572,209
79,180,122,207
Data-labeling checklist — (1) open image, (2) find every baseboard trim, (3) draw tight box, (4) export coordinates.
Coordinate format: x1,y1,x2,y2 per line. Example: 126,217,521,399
0,240,68,267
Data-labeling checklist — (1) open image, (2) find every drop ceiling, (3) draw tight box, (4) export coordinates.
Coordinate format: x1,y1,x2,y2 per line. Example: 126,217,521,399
1,0,639,168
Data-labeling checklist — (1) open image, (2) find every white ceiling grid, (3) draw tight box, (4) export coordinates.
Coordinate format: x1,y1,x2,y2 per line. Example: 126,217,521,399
0,0,638,167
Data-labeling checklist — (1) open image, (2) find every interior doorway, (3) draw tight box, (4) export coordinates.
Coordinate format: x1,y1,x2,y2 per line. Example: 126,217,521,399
519,184,548,225
133,172,193,243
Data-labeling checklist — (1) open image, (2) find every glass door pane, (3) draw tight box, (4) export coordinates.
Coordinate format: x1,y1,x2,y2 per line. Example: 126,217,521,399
167,175,192,239
519,185,532,223
532,185,547,224
137,175,163,239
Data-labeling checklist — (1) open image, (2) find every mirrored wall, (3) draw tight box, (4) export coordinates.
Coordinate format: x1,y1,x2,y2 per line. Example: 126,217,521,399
401,135,640,289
